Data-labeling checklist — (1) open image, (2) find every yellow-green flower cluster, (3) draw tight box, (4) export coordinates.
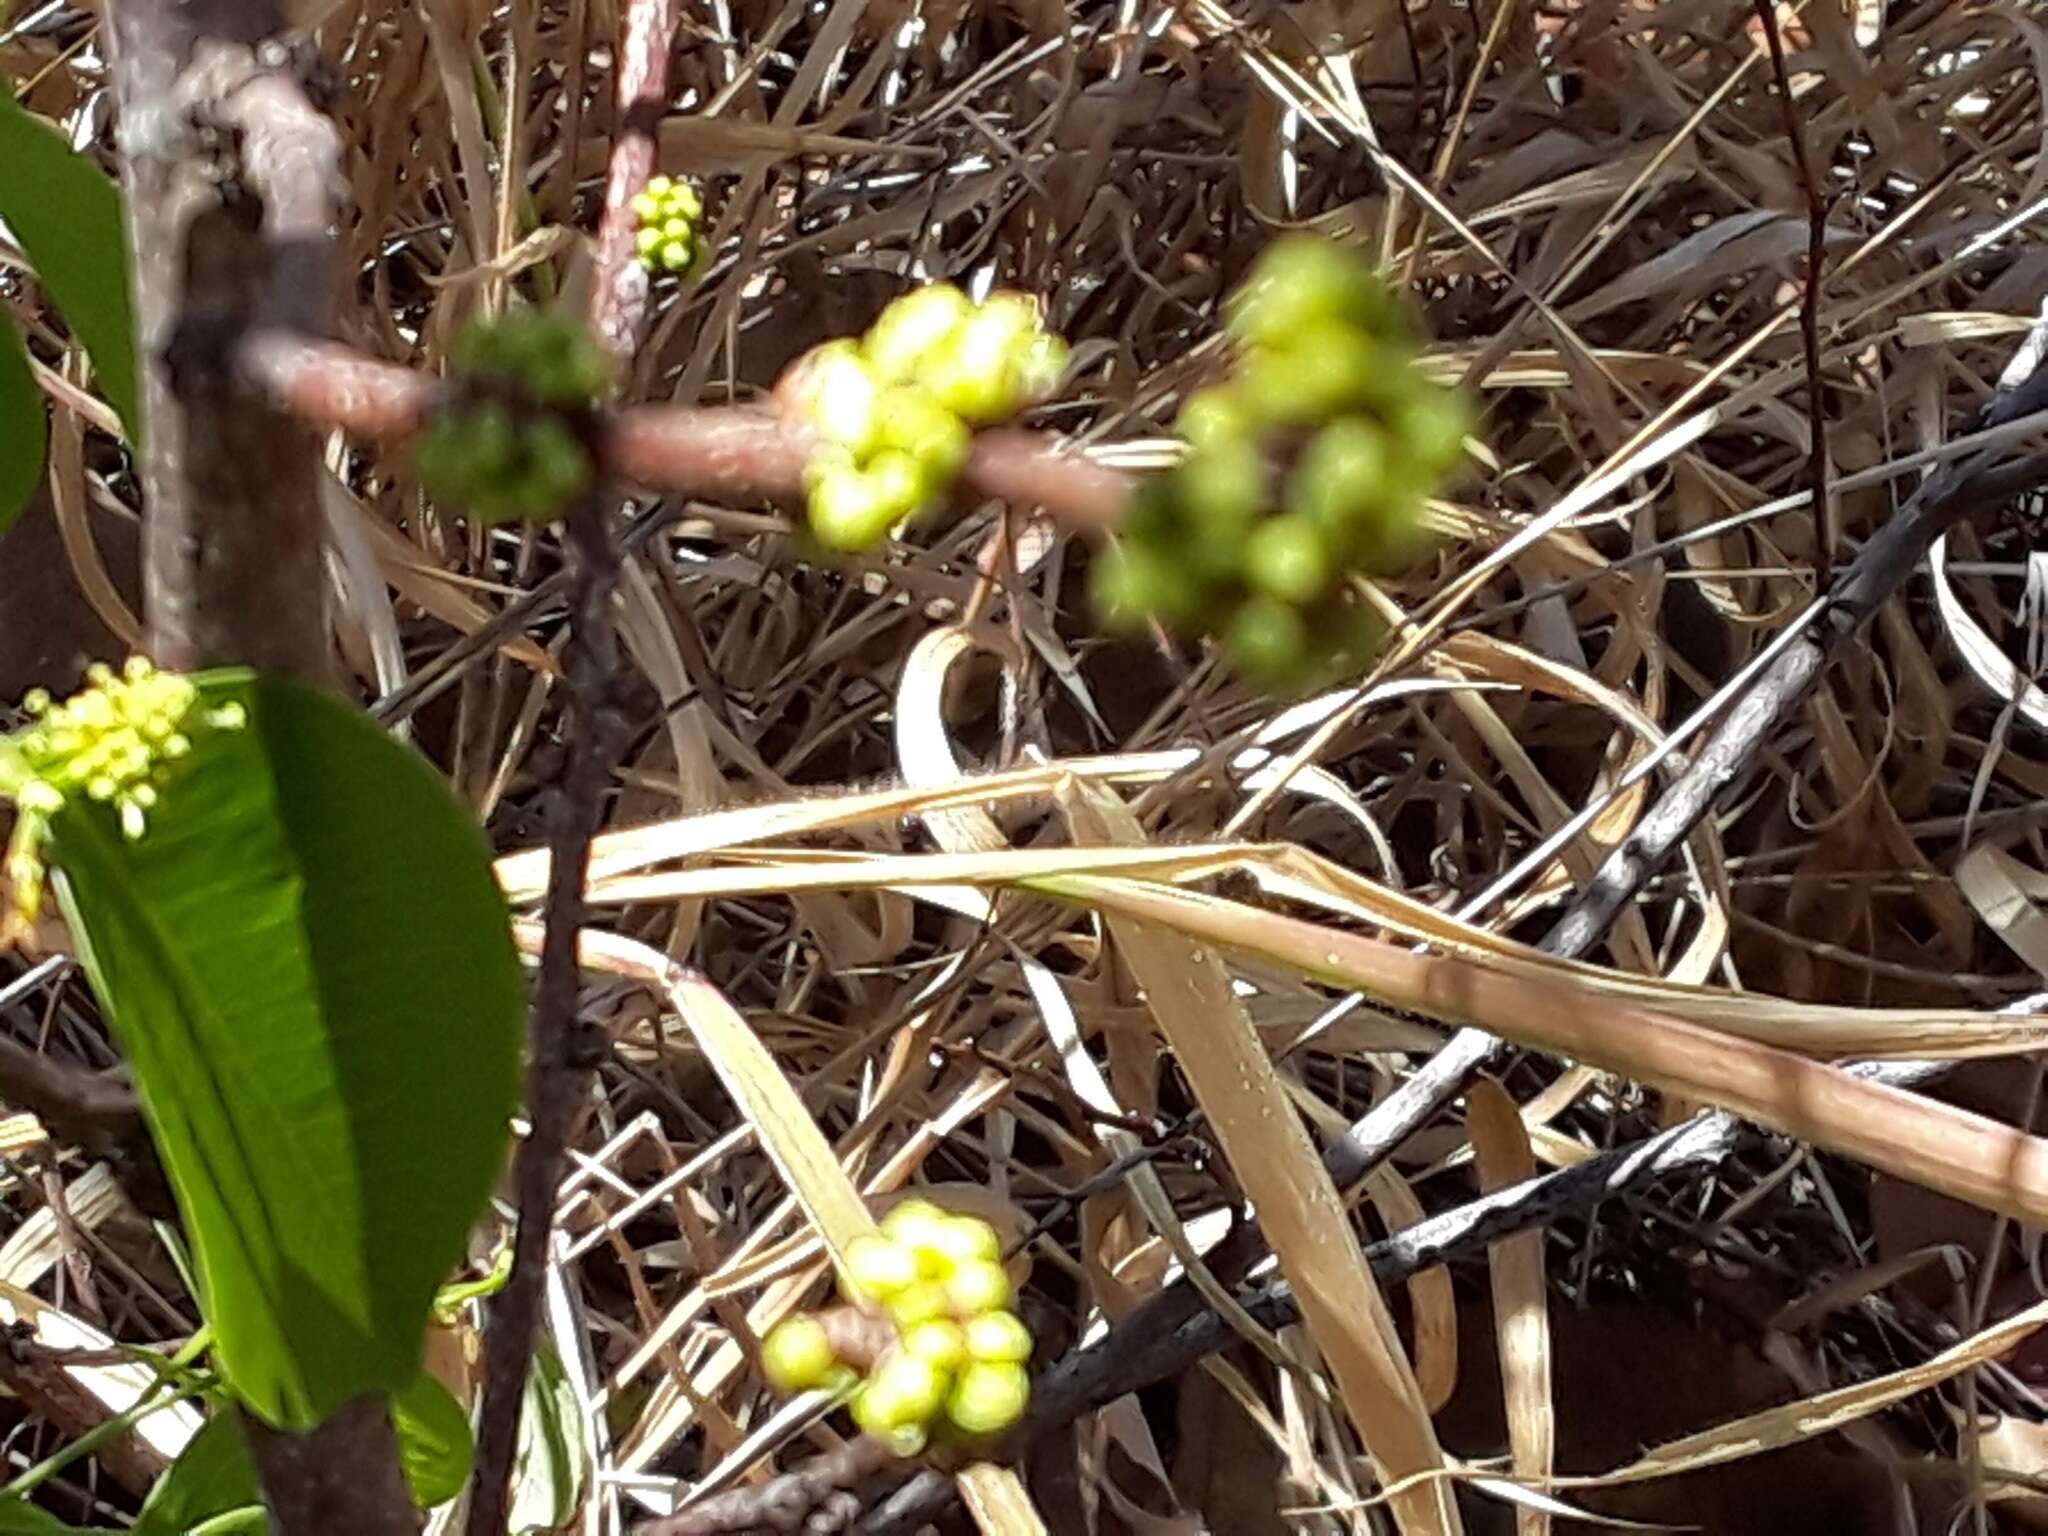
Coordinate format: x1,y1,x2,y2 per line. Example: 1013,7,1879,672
0,660,243,930
1091,235,1469,690
790,285,1069,552
760,1201,1033,1458
630,175,706,275
413,309,611,524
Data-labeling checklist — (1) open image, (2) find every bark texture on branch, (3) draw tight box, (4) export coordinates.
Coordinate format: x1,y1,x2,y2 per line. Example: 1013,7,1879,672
110,2,342,683
104,2,415,1529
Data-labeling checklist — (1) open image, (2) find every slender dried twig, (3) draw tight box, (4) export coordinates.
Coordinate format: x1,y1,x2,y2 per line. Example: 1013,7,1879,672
465,501,624,1536
1748,0,1832,572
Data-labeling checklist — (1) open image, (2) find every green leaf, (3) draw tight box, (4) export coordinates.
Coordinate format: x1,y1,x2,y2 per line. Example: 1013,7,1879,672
0,95,139,438
393,1373,473,1510
132,1378,467,1530
509,1342,584,1535
132,1414,259,1536
0,317,43,537
49,672,523,1429
0,1499,117,1535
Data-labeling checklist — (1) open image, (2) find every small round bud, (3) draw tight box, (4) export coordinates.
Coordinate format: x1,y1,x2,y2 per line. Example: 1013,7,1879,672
1396,388,1470,472
1239,329,1373,426
799,342,883,455
862,1351,950,1427
864,285,973,383
761,1316,837,1393
843,1232,920,1300
943,1259,1012,1317
1226,234,1391,349
1289,418,1388,535
1177,386,1250,455
874,386,971,483
928,1215,1002,1268
963,1311,1034,1365
902,1319,969,1370
1225,597,1309,686
880,1199,953,1267
885,1281,951,1329
945,1360,1030,1437
806,459,905,552
1090,541,1204,631
1244,515,1333,604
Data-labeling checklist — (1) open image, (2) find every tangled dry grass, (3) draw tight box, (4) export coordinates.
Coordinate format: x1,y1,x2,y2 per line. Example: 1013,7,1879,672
15,0,2048,1531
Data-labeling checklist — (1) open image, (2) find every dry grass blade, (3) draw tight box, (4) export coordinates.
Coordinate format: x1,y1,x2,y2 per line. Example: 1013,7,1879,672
1031,873,2048,1227
1467,1080,1553,1536
1560,1300,2048,1490
1061,781,1462,1536
524,923,1045,1536
538,830,2046,1057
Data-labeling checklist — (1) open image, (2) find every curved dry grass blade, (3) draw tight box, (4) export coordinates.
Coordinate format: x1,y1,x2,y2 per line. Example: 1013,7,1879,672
528,923,1047,1536
1062,781,1462,1536
1029,873,2048,1229
1468,1080,1553,1536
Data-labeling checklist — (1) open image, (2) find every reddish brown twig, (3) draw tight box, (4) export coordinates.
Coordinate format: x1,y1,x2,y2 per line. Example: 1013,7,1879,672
962,429,1132,533
464,493,625,1536
238,332,438,441
601,405,815,503
1747,0,1831,571
236,330,1137,533
589,0,683,356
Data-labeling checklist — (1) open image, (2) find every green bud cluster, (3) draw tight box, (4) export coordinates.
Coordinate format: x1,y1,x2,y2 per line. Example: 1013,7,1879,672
759,1201,1034,1458
630,175,706,275
0,659,245,933
413,309,612,525
789,284,1069,552
1091,235,1470,690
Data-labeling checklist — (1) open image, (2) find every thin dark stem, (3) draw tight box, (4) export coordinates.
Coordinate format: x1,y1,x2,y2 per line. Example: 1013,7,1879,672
465,494,623,1536
1748,0,1831,573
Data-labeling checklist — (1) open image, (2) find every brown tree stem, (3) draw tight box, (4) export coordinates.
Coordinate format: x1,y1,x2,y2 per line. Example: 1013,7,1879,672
104,1,416,1529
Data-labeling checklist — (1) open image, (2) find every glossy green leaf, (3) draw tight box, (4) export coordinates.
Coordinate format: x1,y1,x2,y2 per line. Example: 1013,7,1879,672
0,1500,116,1535
393,1373,474,1509
49,671,523,1429
0,95,139,438
132,1414,260,1536
0,317,43,536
